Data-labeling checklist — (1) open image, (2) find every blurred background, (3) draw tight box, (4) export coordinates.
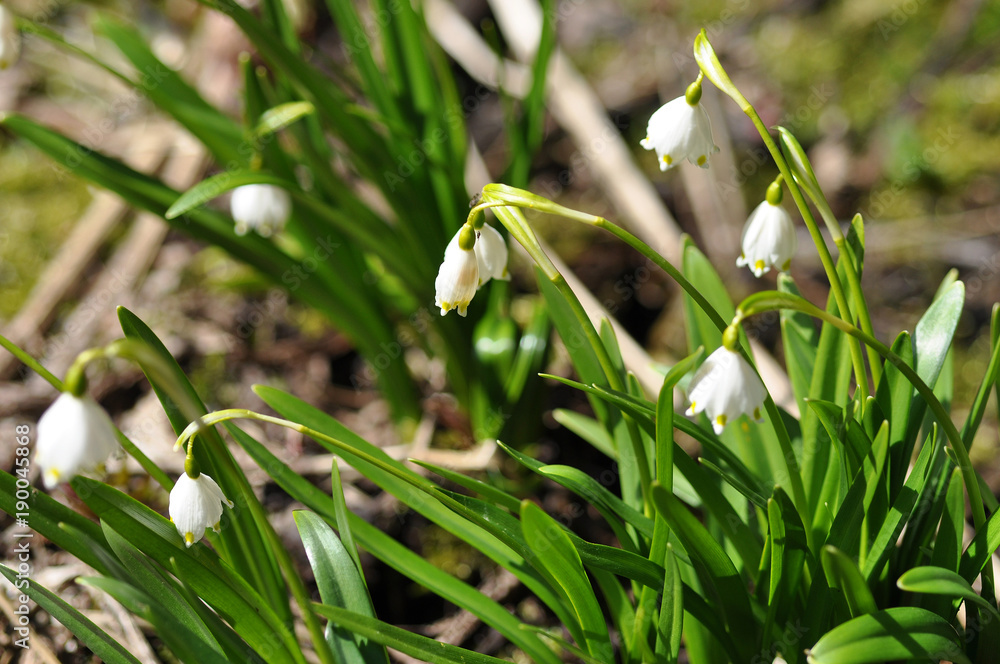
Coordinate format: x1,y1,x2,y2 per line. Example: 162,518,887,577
1,0,999,659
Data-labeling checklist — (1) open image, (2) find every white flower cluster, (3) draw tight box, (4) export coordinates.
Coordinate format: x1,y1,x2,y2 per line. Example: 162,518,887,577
434,222,509,317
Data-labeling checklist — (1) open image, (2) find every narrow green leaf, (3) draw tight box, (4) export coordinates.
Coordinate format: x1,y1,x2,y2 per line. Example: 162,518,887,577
101,525,227,662
805,607,969,664
117,307,292,625
412,459,522,513
681,236,732,354
650,483,756,662
79,576,230,664
313,604,510,664
252,385,574,633
536,271,610,423
657,545,684,662
71,477,305,664
863,424,939,581
764,488,809,639
822,545,878,618
224,413,562,664
960,506,1000,584
295,511,389,664
0,469,110,573
933,468,965,573
0,565,142,664
498,441,653,539
520,500,614,661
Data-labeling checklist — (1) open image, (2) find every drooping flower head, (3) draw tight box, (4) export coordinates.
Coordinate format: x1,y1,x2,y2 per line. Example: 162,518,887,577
435,224,479,316
35,392,119,488
640,77,719,171
685,333,767,434
737,179,796,277
0,4,20,71
230,184,291,237
168,454,233,547
475,222,510,287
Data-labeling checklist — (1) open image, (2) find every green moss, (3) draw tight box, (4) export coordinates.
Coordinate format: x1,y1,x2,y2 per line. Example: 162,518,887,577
0,142,92,319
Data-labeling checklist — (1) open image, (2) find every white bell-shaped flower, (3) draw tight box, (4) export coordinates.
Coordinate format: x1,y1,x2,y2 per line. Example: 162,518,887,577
0,4,20,70
685,346,767,434
35,393,119,488
435,225,479,316
640,80,718,171
737,182,796,277
168,471,233,547
475,223,509,287
230,184,291,237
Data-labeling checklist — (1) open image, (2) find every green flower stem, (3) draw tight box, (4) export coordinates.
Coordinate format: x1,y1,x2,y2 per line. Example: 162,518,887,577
489,203,653,508
742,110,870,402
0,333,63,390
736,291,988,531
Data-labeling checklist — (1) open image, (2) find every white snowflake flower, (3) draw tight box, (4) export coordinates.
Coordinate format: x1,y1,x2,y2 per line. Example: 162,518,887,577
737,198,796,278
35,393,119,489
640,81,719,171
435,225,479,316
168,472,234,547
685,346,767,434
230,184,291,237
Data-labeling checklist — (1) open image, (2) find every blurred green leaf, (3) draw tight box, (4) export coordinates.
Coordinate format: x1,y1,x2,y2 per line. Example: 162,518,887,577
94,16,244,164
253,101,315,138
